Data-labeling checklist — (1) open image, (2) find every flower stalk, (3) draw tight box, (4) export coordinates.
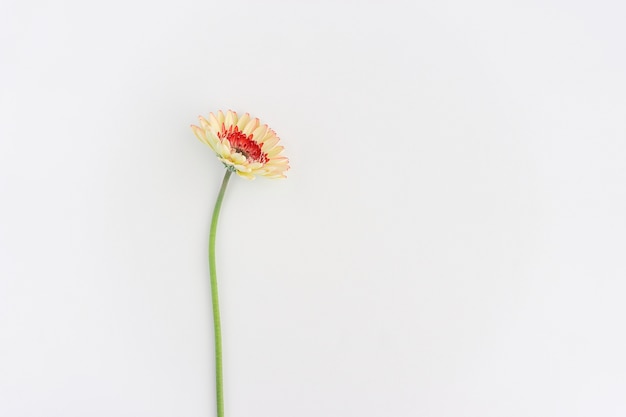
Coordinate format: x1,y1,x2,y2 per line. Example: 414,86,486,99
208,169,232,417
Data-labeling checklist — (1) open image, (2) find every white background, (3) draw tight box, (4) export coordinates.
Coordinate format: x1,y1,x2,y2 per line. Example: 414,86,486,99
1,0,625,416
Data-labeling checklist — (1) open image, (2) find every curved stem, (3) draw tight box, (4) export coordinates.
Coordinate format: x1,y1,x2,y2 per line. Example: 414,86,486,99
209,169,232,417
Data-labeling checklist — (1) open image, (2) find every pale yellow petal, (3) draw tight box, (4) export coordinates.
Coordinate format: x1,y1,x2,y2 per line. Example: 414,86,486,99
267,146,284,158
251,125,268,142
236,113,251,130
233,163,250,172
224,110,237,128
258,128,277,143
268,165,289,174
230,152,247,164
242,118,260,135
209,113,221,129
204,130,220,149
236,171,255,180
191,125,212,147
216,110,225,125
215,142,231,158
251,167,271,176
198,116,210,130
219,158,235,167
265,157,289,166
261,136,280,151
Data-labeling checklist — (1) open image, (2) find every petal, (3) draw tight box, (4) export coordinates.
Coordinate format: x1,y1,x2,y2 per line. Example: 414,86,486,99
258,127,277,143
204,129,220,149
215,142,231,158
224,110,237,128
236,171,255,180
233,163,250,172
191,125,214,148
251,125,268,142
209,113,221,129
266,156,289,166
248,162,264,170
236,113,251,130
198,116,211,129
261,135,280,151
219,158,235,167
216,110,225,125
243,118,260,135
267,146,284,158
230,152,247,164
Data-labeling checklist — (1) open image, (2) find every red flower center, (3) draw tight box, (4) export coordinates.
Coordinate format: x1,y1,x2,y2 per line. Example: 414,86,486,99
218,126,268,163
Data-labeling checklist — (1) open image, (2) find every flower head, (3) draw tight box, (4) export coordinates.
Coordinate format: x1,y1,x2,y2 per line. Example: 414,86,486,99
191,110,289,179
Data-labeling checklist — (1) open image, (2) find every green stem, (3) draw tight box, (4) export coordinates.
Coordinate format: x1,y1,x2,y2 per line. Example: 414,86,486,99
209,169,232,417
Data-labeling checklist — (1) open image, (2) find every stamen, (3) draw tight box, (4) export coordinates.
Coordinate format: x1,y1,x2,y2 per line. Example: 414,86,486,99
218,126,268,163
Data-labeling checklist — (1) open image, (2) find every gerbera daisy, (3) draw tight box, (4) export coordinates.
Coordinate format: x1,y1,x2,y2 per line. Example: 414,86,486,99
190,109,289,417
191,110,289,179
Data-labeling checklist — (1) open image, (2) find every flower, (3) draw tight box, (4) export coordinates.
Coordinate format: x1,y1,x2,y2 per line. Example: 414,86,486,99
191,110,290,179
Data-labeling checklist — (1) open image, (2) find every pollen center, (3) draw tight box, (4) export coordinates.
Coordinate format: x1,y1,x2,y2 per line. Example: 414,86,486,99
218,126,268,163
